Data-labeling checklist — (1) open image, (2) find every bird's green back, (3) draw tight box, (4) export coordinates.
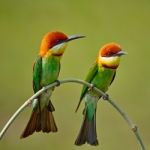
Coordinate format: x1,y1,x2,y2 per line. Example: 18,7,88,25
33,56,42,93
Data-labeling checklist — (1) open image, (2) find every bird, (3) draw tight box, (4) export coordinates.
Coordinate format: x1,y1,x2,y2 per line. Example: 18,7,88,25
75,43,126,146
20,31,85,138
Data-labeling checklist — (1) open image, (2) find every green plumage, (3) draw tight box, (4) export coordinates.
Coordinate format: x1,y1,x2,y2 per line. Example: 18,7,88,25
75,62,116,145
21,54,59,138
41,55,60,87
32,54,60,110
77,62,116,119
80,62,98,100
85,63,115,120
81,62,116,100
33,55,60,91
33,56,42,93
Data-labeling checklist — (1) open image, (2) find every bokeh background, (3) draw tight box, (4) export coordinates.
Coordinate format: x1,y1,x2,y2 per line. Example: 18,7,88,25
0,0,149,149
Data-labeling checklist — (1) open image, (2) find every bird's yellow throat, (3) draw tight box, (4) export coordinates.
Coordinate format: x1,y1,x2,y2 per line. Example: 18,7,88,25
99,56,120,69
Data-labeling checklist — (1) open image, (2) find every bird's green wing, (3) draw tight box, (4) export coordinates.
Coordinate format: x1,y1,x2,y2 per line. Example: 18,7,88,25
75,62,98,112
33,56,42,93
110,71,116,86
80,62,98,100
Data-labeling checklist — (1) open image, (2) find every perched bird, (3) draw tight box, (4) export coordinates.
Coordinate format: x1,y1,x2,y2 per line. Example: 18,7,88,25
75,43,126,145
21,31,85,138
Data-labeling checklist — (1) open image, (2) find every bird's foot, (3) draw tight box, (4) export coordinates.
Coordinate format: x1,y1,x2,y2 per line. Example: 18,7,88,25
55,80,60,87
88,84,94,91
27,99,34,107
103,93,109,100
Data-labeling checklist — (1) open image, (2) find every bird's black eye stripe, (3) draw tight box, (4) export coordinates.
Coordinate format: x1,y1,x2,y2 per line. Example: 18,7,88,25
103,52,116,57
56,39,65,45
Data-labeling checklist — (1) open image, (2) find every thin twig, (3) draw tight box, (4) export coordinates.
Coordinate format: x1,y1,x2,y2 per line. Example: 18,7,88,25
0,79,146,150
0,82,59,140
107,97,146,150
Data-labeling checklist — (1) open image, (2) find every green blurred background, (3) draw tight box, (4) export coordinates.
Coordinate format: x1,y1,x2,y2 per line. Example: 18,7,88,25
0,0,149,149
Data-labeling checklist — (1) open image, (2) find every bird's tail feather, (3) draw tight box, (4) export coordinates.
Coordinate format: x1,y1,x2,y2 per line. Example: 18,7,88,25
75,110,98,146
20,101,57,138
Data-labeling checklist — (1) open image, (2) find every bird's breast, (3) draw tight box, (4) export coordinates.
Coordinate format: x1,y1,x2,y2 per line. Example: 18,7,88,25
41,55,60,86
92,67,116,93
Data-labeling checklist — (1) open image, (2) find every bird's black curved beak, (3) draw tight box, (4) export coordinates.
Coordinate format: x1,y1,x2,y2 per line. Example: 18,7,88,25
66,35,86,42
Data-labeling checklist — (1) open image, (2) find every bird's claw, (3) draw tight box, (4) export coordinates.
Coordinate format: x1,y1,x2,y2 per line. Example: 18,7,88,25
27,99,33,107
88,84,94,91
55,80,60,87
103,93,109,100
